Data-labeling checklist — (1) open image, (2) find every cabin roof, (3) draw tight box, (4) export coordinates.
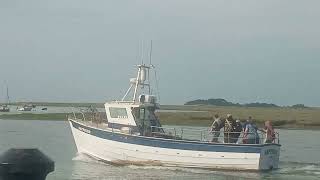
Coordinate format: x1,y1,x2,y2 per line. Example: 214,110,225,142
105,101,158,108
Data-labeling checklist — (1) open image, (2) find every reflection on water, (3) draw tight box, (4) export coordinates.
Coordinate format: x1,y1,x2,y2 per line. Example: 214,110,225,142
0,120,319,180
70,153,320,180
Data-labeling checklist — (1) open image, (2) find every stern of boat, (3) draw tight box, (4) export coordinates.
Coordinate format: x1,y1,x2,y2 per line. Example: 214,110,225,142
259,144,281,170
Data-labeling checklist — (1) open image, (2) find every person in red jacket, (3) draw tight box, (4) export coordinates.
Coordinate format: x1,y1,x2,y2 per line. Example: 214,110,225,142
263,120,275,143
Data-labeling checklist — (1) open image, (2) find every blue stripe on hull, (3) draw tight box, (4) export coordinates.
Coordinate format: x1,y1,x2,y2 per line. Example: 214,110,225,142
70,120,276,154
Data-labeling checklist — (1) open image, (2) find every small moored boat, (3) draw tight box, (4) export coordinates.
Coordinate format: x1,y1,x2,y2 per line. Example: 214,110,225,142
68,63,281,171
17,104,33,111
0,104,10,112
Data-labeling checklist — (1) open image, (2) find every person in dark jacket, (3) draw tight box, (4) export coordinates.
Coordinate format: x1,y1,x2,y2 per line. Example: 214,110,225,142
231,119,243,143
224,114,236,143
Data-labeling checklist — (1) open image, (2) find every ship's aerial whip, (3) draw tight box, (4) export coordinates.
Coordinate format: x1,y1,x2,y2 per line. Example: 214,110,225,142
149,40,153,66
148,40,153,94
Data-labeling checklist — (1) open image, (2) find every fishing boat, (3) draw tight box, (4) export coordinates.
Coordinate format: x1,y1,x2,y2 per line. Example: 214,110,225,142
0,85,10,112
68,63,281,171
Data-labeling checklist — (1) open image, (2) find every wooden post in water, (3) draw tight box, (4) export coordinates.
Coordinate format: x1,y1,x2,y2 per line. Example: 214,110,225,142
0,148,54,180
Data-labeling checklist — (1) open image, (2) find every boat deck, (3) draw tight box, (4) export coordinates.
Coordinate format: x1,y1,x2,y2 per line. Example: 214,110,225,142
68,113,279,145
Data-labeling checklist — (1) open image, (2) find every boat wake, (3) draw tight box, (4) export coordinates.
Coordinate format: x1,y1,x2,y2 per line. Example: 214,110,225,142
71,154,319,179
72,153,262,179
72,153,110,166
127,165,263,179
278,161,320,177
128,165,212,173
300,165,320,171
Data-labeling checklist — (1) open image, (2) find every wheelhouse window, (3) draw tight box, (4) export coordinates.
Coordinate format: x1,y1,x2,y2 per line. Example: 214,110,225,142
109,107,128,118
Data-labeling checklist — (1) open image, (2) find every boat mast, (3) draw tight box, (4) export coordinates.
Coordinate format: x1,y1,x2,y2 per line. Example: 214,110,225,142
121,64,151,102
6,85,9,105
122,41,154,102
132,64,151,102
148,40,153,95
132,67,142,102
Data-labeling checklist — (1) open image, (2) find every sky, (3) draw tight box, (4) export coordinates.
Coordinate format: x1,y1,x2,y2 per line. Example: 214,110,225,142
0,0,319,106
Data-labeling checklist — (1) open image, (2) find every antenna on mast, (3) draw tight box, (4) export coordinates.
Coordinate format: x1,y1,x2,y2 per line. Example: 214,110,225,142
148,40,153,94
149,40,153,66
141,40,144,64
6,85,9,105
3,81,10,105
122,40,155,102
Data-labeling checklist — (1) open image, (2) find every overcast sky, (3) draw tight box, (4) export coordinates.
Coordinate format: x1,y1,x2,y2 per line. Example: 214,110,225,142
0,0,319,106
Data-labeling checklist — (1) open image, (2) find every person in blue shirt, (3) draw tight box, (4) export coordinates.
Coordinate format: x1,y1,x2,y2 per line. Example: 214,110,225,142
243,117,260,144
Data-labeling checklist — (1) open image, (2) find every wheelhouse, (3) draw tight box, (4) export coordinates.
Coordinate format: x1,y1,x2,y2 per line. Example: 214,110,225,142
105,96,162,136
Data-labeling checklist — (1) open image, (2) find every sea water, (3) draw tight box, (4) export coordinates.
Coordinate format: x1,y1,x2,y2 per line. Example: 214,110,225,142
0,120,319,180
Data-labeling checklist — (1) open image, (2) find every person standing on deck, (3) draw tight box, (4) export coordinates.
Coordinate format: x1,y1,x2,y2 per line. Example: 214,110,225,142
232,119,243,143
224,114,235,143
243,118,260,144
210,114,223,143
262,120,275,143
242,116,252,132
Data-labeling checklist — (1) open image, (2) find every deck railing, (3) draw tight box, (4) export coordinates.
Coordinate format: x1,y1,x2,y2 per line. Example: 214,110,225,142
150,126,280,145
69,111,280,145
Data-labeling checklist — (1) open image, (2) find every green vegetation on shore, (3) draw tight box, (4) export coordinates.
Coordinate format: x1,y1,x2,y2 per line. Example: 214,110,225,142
185,98,309,109
1,105,320,129
157,105,320,128
0,113,68,121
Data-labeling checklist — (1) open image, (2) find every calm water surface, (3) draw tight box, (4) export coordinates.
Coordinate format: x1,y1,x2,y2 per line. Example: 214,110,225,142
0,120,319,180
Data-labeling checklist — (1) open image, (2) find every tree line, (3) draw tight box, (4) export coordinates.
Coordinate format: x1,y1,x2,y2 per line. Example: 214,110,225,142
185,98,308,108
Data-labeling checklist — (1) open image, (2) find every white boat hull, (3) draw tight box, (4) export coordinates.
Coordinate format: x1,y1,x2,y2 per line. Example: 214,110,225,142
69,120,280,171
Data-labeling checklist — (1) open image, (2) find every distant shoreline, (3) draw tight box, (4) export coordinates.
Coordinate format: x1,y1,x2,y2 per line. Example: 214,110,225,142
184,98,312,109
6,102,104,108
2,103,320,129
1,103,320,130
0,116,319,130
158,105,320,129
